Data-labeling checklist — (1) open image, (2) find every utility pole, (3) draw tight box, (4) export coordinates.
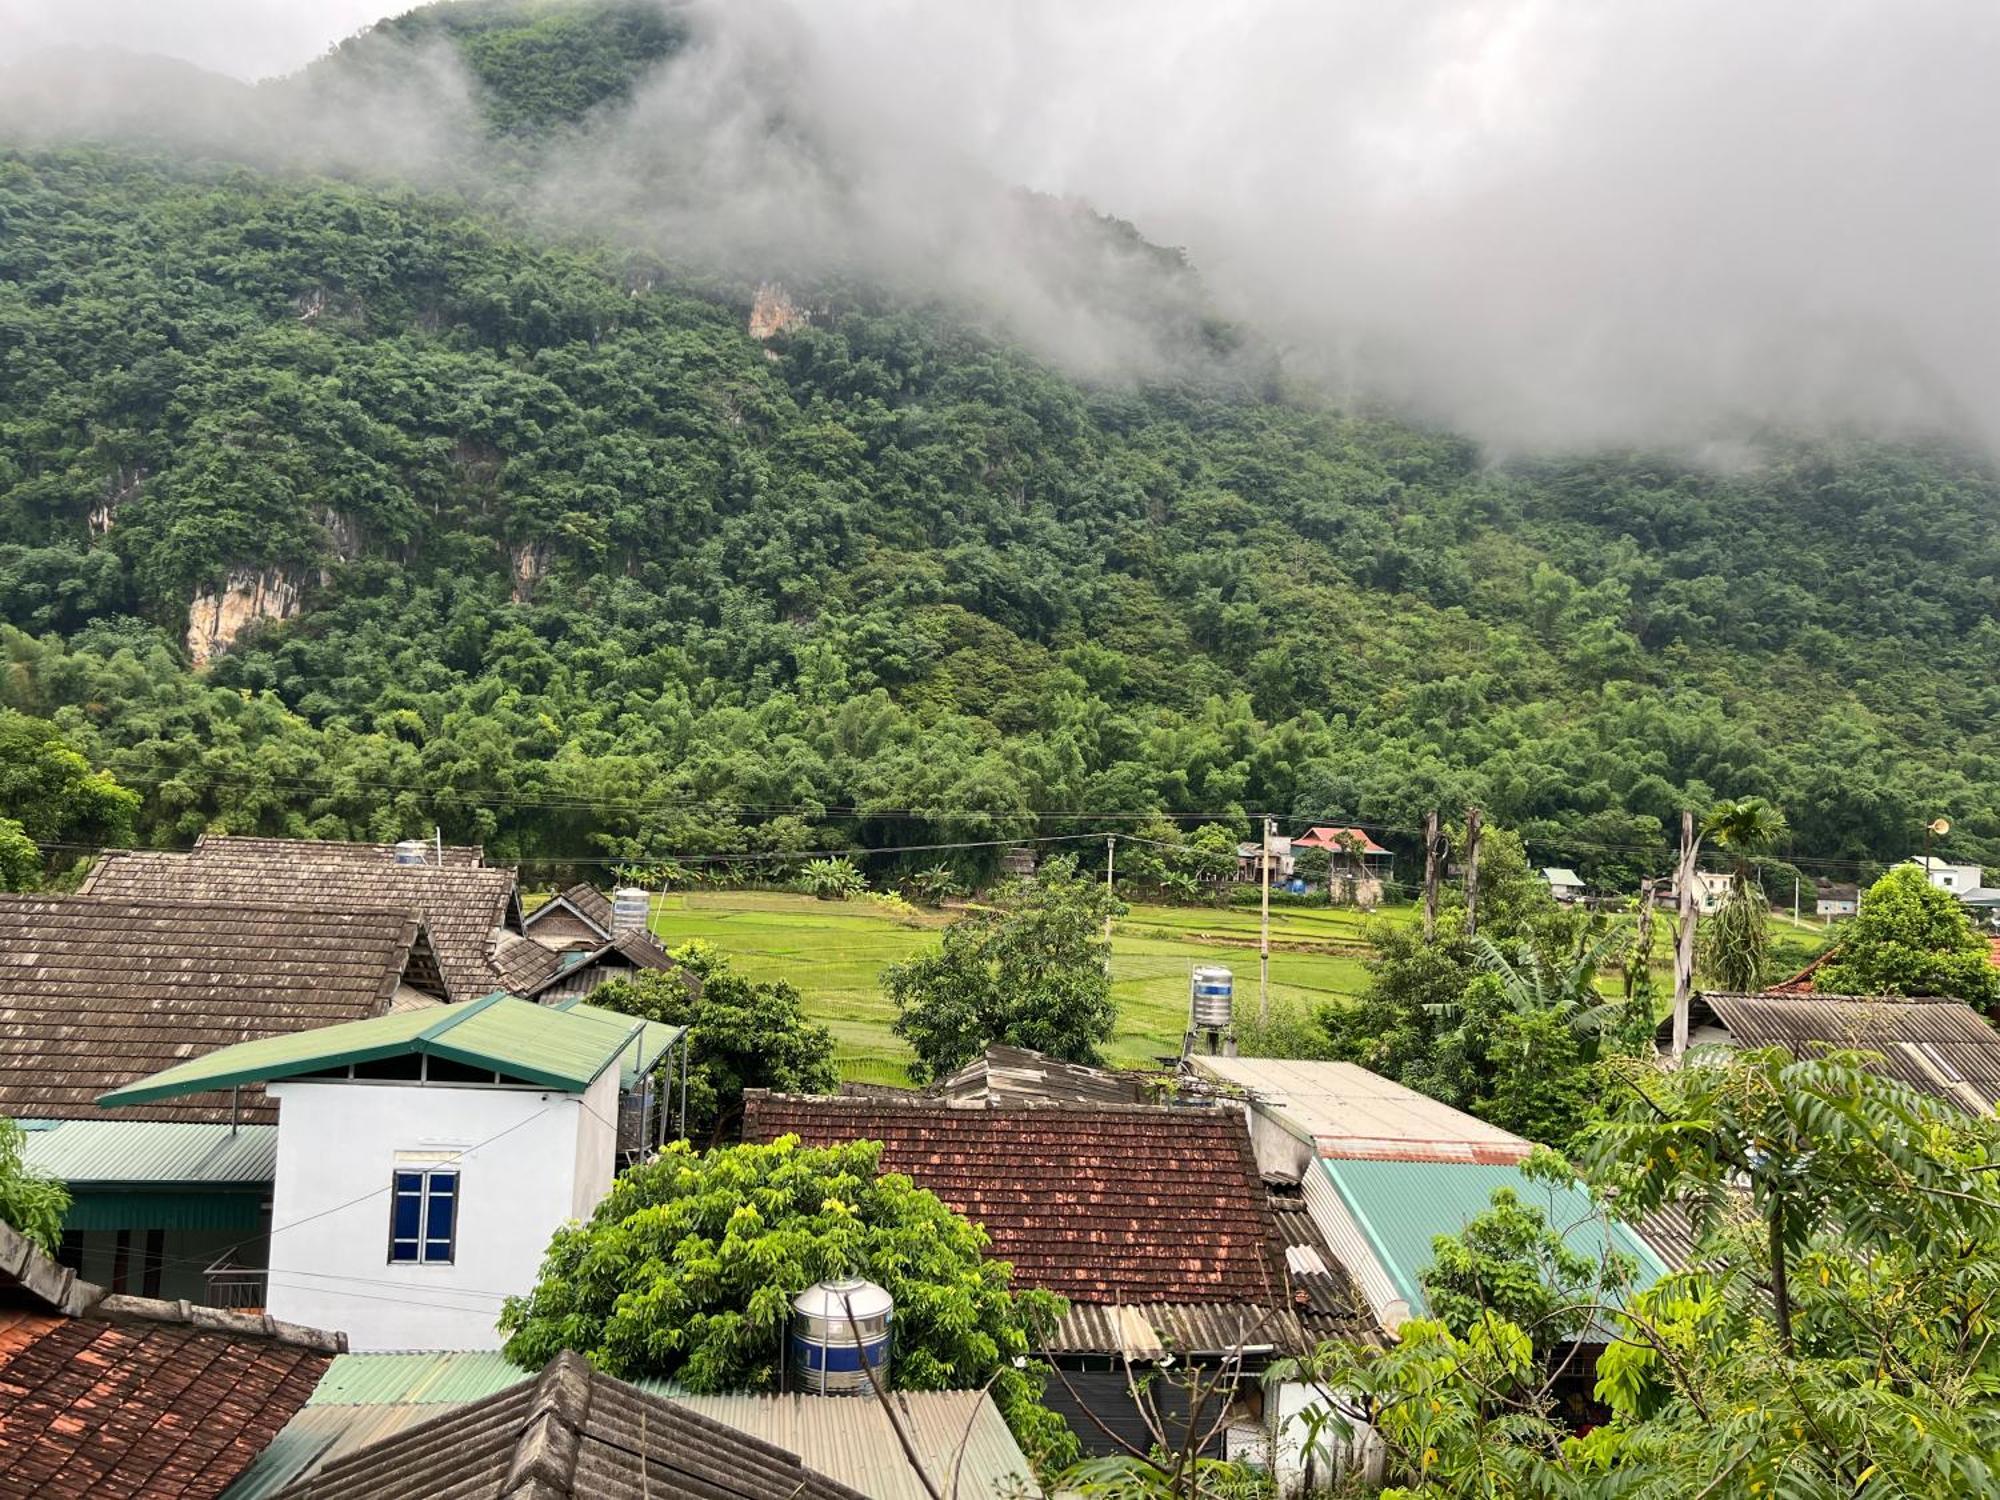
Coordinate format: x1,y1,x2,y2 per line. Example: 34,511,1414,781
1462,808,1483,938
1632,877,1657,1001
1671,809,1702,1061
1103,835,1117,954
1422,809,1441,941
1259,816,1275,1027
1793,875,1800,930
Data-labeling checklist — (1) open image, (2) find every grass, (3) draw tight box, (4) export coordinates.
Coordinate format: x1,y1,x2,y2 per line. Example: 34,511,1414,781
643,890,1378,1082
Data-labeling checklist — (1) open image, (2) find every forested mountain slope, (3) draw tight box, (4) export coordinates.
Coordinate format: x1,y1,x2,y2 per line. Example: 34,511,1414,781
2,1,1997,884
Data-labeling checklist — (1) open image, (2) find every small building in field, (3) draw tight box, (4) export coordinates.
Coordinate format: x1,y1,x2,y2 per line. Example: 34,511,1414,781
1541,867,1587,904
1814,881,1859,918
1236,837,1297,883
98,994,683,1351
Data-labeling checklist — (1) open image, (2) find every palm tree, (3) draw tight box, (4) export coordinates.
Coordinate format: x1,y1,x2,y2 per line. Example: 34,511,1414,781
1698,797,1788,991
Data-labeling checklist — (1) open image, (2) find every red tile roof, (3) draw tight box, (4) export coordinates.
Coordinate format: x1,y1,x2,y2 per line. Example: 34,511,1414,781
0,1314,331,1500
740,1094,1282,1305
1291,827,1391,856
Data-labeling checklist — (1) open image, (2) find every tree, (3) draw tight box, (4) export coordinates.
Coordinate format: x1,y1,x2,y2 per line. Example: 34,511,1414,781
498,1135,1078,1470
800,856,865,900
0,711,139,883
590,941,837,1141
887,856,1121,1081
1815,863,2000,1010
1696,796,1787,991
0,1118,70,1252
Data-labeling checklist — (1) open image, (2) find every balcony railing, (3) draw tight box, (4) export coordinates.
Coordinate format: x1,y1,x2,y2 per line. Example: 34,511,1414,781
203,1257,267,1311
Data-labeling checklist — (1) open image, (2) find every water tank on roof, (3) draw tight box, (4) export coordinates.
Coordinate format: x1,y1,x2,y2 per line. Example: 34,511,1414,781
789,1277,893,1396
1190,965,1234,1029
611,887,650,934
392,839,430,866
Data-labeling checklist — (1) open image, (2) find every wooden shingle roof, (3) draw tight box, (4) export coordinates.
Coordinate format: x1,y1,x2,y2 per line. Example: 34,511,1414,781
521,883,615,940
0,1218,340,1500
266,1351,868,1500
494,930,689,1002
0,894,442,1124
84,842,522,1001
742,1093,1284,1307
1673,991,2000,1114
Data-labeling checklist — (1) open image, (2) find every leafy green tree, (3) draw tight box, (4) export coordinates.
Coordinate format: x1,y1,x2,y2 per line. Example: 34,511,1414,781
589,941,837,1141
887,856,1122,1081
903,862,964,905
0,711,139,874
499,1135,1078,1470
1696,796,1788,991
0,820,38,891
1815,863,2000,1010
0,1118,69,1252
799,856,866,900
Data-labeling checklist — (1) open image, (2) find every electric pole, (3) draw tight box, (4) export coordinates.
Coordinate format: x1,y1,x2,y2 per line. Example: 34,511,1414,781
1104,835,1117,953
1259,816,1275,1027
1672,809,1702,1061
1633,877,1657,1001
1462,807,1483,938
1422,809,1441,940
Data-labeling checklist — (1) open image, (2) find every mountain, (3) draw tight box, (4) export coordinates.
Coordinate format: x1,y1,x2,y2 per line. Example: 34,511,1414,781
1,0,1997,885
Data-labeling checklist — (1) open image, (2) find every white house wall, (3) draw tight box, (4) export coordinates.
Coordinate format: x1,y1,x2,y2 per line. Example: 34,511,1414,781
570,1068,619,1219
263,1078,613,1351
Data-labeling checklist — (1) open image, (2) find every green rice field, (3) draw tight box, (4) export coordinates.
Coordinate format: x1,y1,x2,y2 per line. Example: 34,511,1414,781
642,891,1377,1084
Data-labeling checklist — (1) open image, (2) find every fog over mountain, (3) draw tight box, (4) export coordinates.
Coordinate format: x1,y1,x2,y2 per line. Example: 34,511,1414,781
5,0,1998,453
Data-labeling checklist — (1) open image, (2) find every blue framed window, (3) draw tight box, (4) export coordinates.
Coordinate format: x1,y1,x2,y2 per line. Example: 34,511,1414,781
389,1169,458,1264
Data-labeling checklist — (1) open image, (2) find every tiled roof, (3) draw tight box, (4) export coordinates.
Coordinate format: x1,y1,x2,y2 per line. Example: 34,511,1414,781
265,1351,868,1500
0,1218,340,1500
0,895,441,1125
1672,992,2000,1113
1268,1194,1384,1345
503,930,688,1002
741,1094,1284,1305
938,1044,1154,1107
1292,826,1391,855
1045,1300,1308,1358
521,883,614,938
84,841,521,1001
194,834,487,866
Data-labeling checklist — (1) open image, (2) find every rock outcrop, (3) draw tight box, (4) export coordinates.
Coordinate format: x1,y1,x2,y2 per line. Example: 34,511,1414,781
185,568,303,667
748,282,809,341
89,466,146,536
509,540,550,604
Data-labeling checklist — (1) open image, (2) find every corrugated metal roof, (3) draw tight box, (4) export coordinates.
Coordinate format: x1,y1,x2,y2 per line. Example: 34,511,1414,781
229,1355,1037,1500
98,995,649,1108
1317,1157,1667,1321
64,1188,266,1231
552,1000,683,1087
1187,1057,1534,1163
23,1120,277,1185
1047,1301,1308,1358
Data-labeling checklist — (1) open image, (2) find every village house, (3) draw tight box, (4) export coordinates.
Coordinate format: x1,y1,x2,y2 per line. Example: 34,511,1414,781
1540,867,1587,904
0,1216,343,1500
1814,880,1859,918
96,994,684,1351
517,881,617,950
0,893,451,1305
740,1090,1374,1475
1291,827,1394,906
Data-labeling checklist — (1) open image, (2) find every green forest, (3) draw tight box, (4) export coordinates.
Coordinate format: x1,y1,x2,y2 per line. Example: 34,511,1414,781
3,0,1998,890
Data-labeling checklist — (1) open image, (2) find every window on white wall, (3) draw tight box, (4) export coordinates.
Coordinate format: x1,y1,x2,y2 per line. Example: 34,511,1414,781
389,1168,458,1264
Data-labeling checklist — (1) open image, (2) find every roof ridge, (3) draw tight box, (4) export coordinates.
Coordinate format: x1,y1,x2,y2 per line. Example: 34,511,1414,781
0,890,449,921
415,987,511,1041
501,1351,593,1496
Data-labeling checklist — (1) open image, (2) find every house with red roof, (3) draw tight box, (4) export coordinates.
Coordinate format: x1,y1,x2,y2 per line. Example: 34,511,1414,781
1290,827,1395,907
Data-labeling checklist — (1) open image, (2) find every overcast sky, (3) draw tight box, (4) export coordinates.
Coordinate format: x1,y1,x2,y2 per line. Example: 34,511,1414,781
5,0,1998,453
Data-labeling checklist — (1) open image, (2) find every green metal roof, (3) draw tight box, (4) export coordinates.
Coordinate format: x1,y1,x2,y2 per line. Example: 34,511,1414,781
97,994,649,1109
552,999,682,1087
1318,1157,1669,1317
23,1120,278,1185
306,1351,532,1406
64,1188,267,1232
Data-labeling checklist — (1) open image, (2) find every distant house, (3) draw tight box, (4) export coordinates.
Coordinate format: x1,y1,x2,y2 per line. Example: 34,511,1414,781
741,1092,1362,1462
1659,992,2000,1116
228,1350,1036,1500
495,926,695,1007
0,893,450,1305
938,1043,1156,1107
1291,827,1392,906
1906,855,1988,897
519,881,616,951
98,994,682,1351
83,836,526,999
1236,836,1297,883
998,846,1038,878
1814,880,1859,918
1541,867,1587,904
0,1216,341,1500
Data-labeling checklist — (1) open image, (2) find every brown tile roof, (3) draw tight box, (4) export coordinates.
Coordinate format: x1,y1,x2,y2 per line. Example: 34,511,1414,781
1267,1194,1384,1345
521,883,615,939
194,834,487,866
0,1219,340,1500
84,840,522,1001
267,1351,868,1500
1677,991,2000,1113
0,894,443,1124
510,932,687,1002
741,1094,1285,1306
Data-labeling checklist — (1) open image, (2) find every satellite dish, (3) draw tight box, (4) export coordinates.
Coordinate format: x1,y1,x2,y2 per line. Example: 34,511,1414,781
1929,817,1952,837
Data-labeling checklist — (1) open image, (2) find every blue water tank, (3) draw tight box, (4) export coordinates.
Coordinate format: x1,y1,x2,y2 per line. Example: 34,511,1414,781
789,1277,893,1396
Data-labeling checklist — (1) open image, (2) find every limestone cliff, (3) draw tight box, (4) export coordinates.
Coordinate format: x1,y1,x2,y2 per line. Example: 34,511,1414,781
748,282,809,341
185,567,303,666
